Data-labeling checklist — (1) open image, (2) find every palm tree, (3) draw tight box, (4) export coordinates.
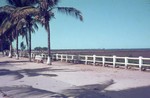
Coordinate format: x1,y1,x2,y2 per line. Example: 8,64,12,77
0,4,39,60
0,10,7,56
5,0,39,61
1,0,83,64
17,16,38,61
0,5,16,58
0,6,24,59
0,33,11,56
37,0,83,65
0,27,15,58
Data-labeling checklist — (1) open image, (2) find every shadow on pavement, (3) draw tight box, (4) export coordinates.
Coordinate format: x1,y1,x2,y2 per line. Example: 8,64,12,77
104,85,150,98
62,79,114,98
17,68,59,77
0,69,24,80
0,85,67,98
0,60,29,64
62,80,150,98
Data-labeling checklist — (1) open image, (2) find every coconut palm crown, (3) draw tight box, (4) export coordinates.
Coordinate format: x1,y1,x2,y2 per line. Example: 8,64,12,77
37,0,83,65
0,0,83,64
0,0,39,60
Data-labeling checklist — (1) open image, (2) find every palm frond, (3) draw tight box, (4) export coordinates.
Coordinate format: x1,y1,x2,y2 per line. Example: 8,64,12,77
16,18,27,30
57,7,83,21
38,0,49,10
33,22,39,30
21,28,29,46
0,18,13,34
0,5,15,31
30,28,35,33
0,12,9,25
38,0,60,11
11,6,39,21
6,0,15,6
7,0,20,7
7,0,38,7
0,5,15,14
48,0,60,7
49,11,55,19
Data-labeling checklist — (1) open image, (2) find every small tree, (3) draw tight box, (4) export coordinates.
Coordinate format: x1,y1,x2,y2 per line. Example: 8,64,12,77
34,47,42,51
42,47,48,51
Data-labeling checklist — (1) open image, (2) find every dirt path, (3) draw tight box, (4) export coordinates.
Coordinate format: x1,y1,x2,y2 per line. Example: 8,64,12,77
0,56,150,98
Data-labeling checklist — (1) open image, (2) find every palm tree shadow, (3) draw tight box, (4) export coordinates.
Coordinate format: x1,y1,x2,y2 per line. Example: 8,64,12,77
62,80,150,98
0,60,29,67
0,69,24,80
0,60,29,64
17,67,59,77
0,68,59,81
62,79,114,98
17,67,78,77
0,85,67,98
0,66,77,80
104,85,150,98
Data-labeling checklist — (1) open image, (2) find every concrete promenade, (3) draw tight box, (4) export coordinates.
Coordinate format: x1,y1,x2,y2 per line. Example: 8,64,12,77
0,54,150,98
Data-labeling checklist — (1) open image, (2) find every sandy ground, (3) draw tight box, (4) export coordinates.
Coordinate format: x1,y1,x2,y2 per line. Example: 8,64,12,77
0,54,150,98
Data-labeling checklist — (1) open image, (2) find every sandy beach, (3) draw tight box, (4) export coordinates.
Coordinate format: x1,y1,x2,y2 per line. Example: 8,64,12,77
0,55,150,98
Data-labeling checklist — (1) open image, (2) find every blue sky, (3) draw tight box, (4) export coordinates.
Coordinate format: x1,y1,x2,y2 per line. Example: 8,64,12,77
1,0,150,49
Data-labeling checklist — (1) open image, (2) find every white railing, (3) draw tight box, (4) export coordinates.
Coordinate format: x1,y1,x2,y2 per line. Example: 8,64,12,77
19,52,150,71
53,54,150,71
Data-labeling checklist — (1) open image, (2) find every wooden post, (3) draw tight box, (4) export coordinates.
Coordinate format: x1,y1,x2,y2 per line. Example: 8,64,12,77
61,54,63,62
139,56,143,71
66,54,68,62
56,54,58,60
113,55,116,68
41,53,44,59
125,57,128,69
71,55,74,63
85,56,88,65
71,55,74,60
31,53,33,58
34,54,36,59
93,55,96,66
102,56,105,66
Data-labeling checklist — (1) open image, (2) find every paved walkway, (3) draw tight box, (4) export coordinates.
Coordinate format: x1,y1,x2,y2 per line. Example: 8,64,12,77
0,55,150,98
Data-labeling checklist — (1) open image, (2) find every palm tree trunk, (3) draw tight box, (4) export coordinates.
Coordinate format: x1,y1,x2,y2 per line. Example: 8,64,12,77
16,31,19,60
29,29,31,62
46,23,52,65
0,39,4,56
8,42,12,58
